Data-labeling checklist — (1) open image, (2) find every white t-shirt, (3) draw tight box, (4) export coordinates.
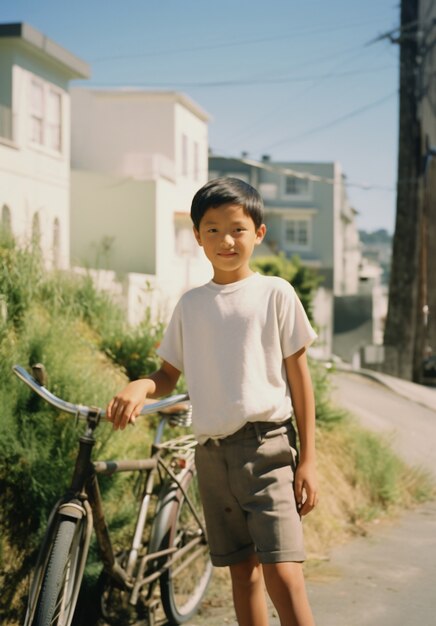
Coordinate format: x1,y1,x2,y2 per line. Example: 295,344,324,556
157,273,317,443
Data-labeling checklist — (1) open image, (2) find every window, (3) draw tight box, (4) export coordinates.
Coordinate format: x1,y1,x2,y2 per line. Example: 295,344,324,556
259,183,278,200
285,219,310,248
193,141,199,180
29,79,63,152
175,226,196,256
284,175,309,196
47,91,62,151
0,104,13,141
181,134,188,176
30,80,44,145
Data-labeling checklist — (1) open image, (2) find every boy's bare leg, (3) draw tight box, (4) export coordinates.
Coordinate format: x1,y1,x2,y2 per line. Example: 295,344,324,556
229,554,269,626
262,562,315,626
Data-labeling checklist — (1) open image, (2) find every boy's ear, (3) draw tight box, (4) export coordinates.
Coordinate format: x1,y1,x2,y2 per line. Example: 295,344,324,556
193,226,203,246
255,224,267,244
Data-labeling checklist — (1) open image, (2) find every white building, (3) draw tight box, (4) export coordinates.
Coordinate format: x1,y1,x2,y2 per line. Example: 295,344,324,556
0,22,90,268
70,89,212,323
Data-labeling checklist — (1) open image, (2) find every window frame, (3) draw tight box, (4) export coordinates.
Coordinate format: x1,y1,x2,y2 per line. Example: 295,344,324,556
28,77,64,155
282,175,311,199
46,89,62,152
193,140,199,181
283,216,312,251
181,133,188,177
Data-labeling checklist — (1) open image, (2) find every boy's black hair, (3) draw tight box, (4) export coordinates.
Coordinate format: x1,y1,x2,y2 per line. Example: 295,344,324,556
191,177,264,230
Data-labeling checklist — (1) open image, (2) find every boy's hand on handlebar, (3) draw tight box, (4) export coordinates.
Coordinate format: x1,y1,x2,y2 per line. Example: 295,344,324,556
107,380,151,430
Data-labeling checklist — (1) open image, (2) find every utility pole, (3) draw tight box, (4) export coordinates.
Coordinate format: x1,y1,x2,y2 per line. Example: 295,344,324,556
383,0,422,380
413,0,436,382
383,0,436,381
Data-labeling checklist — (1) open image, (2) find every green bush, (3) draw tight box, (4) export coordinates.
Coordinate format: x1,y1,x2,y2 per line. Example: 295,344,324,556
342,420,433,519
0,242,144,622
250,253,321,323
102,312,164,381
352,429,405,507
250,252,336,425
309,359,346,426
0,237,43,325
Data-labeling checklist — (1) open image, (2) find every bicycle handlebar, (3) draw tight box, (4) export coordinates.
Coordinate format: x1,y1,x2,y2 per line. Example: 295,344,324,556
12,365,189,420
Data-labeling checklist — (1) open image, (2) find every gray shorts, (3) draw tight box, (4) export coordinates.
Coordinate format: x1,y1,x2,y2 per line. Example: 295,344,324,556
194,419,305,567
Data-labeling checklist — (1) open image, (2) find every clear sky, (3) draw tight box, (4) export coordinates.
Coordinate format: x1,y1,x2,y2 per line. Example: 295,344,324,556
1,0,400,232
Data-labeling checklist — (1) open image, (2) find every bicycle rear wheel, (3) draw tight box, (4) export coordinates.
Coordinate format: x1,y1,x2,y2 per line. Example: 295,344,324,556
32,516,87,626
159,465,212,624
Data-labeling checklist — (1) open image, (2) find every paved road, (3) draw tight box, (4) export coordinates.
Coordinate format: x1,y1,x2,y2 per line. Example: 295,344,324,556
331,370,436,478
307,500,436,626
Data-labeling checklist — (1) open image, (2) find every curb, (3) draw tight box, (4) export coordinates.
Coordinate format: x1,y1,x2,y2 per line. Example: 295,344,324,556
333,364,436,413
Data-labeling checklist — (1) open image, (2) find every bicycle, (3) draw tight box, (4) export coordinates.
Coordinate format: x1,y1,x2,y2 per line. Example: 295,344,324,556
13,364,213,626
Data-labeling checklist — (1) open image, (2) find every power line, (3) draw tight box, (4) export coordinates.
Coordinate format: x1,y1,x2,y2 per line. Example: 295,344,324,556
89,17,393,63
261,91,397,151
87,65,395,89
208,154,395,193
225,42,397,149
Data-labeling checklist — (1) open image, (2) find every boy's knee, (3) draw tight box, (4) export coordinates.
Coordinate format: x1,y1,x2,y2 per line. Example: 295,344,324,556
262,561,305,590
229,556,263,588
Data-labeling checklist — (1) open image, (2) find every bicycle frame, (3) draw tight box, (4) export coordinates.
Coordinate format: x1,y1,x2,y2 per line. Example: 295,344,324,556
13,365,207,626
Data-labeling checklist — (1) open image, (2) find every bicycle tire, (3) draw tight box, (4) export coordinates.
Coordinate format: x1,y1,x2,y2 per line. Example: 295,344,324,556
159,464,212,624
32,516,86,626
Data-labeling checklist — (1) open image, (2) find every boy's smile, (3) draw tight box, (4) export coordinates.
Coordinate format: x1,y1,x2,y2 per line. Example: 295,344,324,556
193,203,266,284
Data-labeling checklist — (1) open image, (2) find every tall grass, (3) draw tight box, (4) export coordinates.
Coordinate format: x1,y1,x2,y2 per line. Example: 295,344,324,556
0,240,162,622
303,417,434,558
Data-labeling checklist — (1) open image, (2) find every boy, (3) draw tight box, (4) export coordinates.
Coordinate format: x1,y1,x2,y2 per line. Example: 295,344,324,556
107,177,318,626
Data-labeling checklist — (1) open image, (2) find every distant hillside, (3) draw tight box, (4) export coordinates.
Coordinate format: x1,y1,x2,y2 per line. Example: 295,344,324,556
358,229,392,285
358,229,392,245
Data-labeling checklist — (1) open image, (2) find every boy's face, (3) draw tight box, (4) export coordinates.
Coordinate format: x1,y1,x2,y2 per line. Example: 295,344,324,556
193,203,266,284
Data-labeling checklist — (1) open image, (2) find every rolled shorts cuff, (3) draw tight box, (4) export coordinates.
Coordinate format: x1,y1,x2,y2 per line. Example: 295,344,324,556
210,545,306,567
210,543,255,567
257,547,306,564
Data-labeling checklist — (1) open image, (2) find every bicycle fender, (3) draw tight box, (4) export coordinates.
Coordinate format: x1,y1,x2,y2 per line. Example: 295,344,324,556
59,501,86,520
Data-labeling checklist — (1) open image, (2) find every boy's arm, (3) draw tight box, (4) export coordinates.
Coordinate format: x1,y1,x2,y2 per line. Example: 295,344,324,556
284,347,318,516
107,360,181,431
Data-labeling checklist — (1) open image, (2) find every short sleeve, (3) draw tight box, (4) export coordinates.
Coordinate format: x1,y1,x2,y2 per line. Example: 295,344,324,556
156,300,184,372
279,285,317,358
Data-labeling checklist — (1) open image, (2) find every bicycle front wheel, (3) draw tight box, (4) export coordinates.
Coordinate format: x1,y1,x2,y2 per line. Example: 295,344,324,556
159,464,212,624
32,516,86,626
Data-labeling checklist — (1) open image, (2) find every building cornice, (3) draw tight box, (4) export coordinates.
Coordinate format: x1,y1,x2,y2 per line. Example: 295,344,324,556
0,22,90,80
84,88,210,122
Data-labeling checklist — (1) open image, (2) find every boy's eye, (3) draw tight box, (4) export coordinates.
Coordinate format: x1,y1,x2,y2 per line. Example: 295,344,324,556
207,228,218,233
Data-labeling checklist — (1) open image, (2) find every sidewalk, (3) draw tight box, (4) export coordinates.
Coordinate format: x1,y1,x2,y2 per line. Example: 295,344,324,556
335,363,436,412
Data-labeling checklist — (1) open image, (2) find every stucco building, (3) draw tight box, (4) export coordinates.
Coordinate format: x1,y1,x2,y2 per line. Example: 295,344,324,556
0,22,90,268
70,88,211,323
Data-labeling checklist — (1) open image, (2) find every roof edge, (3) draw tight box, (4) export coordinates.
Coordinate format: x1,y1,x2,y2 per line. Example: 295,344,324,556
72,87,210,121
0,22,91,80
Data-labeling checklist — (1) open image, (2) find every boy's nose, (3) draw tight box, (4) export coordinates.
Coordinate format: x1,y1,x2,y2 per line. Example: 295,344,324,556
221,234,235,248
